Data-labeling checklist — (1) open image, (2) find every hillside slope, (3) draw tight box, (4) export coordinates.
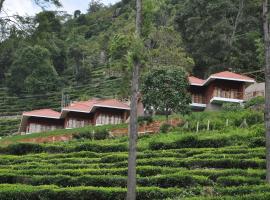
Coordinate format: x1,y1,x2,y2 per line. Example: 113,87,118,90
0,111,267,199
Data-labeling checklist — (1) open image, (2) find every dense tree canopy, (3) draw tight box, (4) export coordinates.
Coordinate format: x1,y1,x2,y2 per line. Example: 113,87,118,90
141,67,191,120
0,0,265,97
7,45,59,94
174,0,263,77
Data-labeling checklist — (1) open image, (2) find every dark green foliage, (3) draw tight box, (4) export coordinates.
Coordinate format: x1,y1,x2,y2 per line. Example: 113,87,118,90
216,176,263,186
6,45,60,94
142,67,191,120
182,111,263,131
94,129,109,140
245,96,265,109
222,103,243,112
174,0,263,76
159,123,172,133
137,116,153,125
73,128,109,140
149,135,232,150
1,143,43,155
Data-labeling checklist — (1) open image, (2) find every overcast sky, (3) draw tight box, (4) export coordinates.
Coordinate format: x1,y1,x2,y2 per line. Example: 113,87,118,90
2,0,121,16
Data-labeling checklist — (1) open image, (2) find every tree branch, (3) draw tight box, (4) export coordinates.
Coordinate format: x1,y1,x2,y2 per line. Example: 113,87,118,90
230,0,244,46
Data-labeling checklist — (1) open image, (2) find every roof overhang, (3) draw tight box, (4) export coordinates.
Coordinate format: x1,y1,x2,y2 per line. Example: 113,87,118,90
204,76,255,86
60,105,130,118
91,105,130,112
190,76,255,87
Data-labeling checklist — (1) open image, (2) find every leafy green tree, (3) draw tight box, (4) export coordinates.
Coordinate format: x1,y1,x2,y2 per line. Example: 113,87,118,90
32,11,67,74
141,67,191,121
109,34,131,73
7,45,59,94
74,10,81,18
87,0,104,13
174,0,262,76
146,27,194,72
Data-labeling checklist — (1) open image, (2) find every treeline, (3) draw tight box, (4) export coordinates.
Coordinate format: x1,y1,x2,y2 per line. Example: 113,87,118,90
0,0,264,97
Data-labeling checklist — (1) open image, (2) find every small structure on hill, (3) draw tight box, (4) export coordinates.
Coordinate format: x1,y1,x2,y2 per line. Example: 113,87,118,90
19,99,131,134
189,71,255,111
19,109,64,134
244,82,265,101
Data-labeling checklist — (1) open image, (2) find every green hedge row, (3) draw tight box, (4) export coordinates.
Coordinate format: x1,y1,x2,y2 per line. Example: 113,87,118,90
182,111,264,131
0,184,189,200
0,142,128,155
0,173,212,188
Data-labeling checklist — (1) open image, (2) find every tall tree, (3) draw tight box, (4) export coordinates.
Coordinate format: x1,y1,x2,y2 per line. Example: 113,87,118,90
7,45,59,94
0,0,4,13
126,0,142,199
263,0,270,183
141,67,191,122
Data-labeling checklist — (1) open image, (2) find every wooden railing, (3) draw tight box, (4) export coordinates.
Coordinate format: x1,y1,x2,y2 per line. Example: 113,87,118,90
191,95,206,104
212,90,243,100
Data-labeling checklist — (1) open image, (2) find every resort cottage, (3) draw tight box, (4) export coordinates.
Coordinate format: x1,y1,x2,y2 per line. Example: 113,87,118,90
19,99,131,134
189,71,255,110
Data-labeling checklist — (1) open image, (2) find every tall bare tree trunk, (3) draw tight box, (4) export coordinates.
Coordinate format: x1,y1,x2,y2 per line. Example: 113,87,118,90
0,0,5,13
263,0,270,183
126,0,142,199
230,0,244,46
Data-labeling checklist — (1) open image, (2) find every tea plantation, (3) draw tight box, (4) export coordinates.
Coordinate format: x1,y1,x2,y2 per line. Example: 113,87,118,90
0,66,123,117
0,111,268,200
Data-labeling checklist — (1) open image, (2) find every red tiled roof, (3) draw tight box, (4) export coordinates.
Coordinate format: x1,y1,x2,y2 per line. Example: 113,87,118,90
210,71,255,81
189,76,205,85
63,99,130,113
23,109,61,119
189,71,255,87
63,99,99,113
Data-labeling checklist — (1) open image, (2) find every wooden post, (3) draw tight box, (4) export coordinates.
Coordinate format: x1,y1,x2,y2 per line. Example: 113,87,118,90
144,121,146,135
207,120,210,131
196,121,199,133
92,130,95,140
226,119,229,127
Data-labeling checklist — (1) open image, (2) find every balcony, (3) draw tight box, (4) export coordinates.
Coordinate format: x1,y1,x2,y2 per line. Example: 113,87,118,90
210,89,244,104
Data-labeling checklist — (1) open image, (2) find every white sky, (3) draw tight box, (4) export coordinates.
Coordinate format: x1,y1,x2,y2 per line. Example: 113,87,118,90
2,0,121,16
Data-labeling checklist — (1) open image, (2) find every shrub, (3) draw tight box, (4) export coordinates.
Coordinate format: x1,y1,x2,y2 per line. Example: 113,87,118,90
160,123,172,133
217,175,263,186
0,184,186,200
138,116,153,125
222,103,243,112
94,129,109,140
249,137,265,148
74,142,127,152
245,96,265,109
72,130,93,140
3,143,43,155
72,128,109,140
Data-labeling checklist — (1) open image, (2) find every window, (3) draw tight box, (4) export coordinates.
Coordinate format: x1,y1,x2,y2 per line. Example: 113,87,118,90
96,114,123,125
66,118,85,129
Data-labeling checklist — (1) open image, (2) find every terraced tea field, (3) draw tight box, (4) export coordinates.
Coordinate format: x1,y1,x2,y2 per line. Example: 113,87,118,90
0,119,268,200
0,67,123,117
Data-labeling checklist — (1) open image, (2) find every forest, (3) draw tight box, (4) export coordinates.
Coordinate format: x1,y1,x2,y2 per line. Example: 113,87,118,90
0,0,264,97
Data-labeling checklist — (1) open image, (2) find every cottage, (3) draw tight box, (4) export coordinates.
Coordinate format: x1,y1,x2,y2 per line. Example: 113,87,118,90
19,109,64,134
19,99,130,134
189,71,255,110
61,99,130,128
